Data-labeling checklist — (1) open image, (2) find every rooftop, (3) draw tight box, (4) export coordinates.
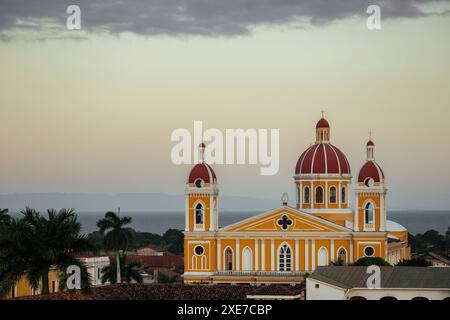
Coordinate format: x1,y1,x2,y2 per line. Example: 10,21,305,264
310,266,450,289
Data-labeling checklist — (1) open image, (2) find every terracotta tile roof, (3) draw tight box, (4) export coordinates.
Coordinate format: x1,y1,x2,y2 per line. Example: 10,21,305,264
13,284,301,300
116,255,184,268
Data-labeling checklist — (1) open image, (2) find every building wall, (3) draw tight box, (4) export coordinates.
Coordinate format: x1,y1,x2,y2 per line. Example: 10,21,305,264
306,278,346,300
347,288,450,300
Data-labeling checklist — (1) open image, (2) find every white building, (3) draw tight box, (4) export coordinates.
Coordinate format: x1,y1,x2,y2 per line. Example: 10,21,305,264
306,266,450,300
76,255,111,286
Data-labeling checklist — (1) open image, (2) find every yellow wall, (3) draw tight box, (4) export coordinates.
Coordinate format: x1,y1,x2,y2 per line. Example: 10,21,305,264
5,270,60,299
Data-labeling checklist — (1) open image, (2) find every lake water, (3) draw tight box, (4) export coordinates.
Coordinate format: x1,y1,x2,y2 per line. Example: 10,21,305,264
61,210,450,235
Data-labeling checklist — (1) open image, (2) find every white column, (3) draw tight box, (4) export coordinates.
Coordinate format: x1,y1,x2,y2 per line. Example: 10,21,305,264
325,181,328,207
330,239,335,263
299,182,303,208
261,240,265,271
185,196,189,231
304,240,309,272
354,195,359,231
217,239,221,271
311,240,316,271
295,239,299,272
236,239,240,271
270,239,275,271
255,239,259,271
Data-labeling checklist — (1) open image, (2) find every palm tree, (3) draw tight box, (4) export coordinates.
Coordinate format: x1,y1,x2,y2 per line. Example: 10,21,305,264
0,207,94,296
101,254,143,284
96,211,132,283
0,208,10,225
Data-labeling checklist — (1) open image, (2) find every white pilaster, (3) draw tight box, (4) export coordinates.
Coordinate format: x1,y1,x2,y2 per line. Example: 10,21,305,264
354,195,359,231
255,239,259,271
338,181,342,208
305,240,309,272
311,240,316,271
295,239,299,272
299,182,303,207
261,240,265,271
350,239,354,263
330,239,335,263
217,239,221,271
209,195,214,231
325,181,328,207
270,239,275,271
236,239,240,271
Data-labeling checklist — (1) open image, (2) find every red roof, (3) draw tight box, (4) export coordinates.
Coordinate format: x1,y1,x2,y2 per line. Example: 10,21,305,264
295,143,350,175
358,160,384,183
122,255,184,268
316,118,330,128
367,140,374,146
188,163,217,183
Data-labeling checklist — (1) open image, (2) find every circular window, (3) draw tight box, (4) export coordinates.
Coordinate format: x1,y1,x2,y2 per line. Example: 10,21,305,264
195,179,204,188
364,177,374,187
194,246,204,255
364,246,375,257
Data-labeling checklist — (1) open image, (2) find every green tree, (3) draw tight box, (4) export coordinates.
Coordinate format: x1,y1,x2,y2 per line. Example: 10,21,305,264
162,229,184,254
96,211,132,283
0,208,10,224
101,254,143,284
352,257,391,266
395,257,432,267
0,207,93,296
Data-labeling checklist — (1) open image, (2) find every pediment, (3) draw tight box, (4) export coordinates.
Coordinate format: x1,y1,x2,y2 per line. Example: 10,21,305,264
220,207,350,233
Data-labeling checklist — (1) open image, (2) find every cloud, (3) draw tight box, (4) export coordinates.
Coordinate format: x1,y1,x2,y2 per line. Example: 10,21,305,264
0,0,448,40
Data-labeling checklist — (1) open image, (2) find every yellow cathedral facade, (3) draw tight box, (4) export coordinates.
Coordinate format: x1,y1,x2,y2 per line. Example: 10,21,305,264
183,116,411,284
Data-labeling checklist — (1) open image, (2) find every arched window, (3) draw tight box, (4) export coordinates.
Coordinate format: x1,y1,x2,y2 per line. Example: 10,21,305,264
224,247,233,271
329,186,337,203
349,296,367,300
304,186,310,204
195,203,204,225
341,187,346,204
315,186,323,204
279,243,292,271
338,248,347,265
364,202,374,224
242,247,252,271
191,245,207,270
318,247,328,266
380,296,397,301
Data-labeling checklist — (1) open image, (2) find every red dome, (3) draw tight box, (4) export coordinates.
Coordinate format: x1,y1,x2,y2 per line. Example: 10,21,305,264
316,118,330,129
188,163,217,184
358,161,384,183
295,143,350,175
367,140,374,146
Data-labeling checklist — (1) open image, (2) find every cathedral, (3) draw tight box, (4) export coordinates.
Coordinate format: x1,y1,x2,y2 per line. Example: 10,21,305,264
183,116,411,284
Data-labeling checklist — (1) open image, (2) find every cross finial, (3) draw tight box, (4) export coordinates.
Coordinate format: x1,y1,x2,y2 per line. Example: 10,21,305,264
369,129,372,140
321,109,325,118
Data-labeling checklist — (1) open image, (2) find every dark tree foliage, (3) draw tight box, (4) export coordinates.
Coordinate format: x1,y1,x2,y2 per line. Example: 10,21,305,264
409,229,447,255
395,257,432,266
352,257,391,266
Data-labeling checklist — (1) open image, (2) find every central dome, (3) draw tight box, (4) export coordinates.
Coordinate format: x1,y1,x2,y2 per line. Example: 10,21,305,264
295,143,350,175
295,116,351,175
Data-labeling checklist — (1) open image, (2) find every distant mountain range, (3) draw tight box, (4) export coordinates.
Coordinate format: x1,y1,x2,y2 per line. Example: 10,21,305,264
0,193,281,212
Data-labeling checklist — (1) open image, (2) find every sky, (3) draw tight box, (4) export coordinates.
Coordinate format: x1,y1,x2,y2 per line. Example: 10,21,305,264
0,1,450,210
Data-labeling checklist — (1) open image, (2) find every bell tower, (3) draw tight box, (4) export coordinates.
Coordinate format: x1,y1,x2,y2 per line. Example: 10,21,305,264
185,143,219,232
354,139,387,232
